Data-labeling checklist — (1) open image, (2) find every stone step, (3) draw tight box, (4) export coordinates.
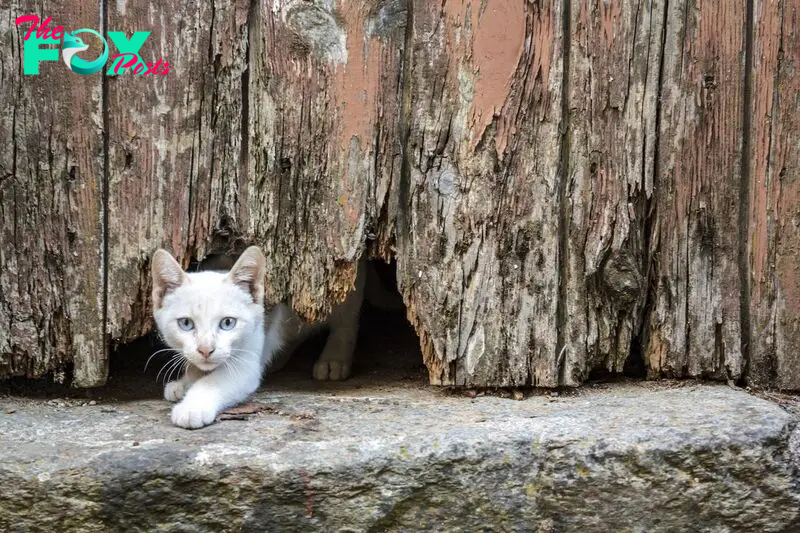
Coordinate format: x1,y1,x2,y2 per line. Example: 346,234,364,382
1,383,798,532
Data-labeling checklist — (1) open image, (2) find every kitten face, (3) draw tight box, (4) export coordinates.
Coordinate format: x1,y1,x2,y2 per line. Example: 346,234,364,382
151,247,266,372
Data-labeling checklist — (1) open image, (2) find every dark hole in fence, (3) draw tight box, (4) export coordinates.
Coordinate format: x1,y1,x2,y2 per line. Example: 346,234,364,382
108,256,425,400
0,256,426,400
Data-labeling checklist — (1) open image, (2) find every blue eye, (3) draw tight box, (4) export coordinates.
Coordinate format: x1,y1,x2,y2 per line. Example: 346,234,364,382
177,317,194,331
219,317,237,331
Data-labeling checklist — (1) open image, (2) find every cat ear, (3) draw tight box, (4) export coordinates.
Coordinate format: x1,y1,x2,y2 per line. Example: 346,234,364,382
151,249,186,309
226,246,266,304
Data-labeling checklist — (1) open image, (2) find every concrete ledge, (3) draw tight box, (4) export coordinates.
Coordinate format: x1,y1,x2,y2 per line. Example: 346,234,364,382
1,383,798,532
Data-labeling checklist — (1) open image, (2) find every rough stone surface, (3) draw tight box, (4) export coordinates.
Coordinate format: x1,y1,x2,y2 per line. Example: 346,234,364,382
0,381,798,532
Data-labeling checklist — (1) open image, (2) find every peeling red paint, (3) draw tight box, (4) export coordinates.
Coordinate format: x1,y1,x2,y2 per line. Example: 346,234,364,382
441,0,526,154
469,1,525,153
333,2,382,230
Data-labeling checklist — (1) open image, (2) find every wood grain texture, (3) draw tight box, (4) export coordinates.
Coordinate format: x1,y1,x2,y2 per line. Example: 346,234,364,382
0,1,106,386
4,0,800,391
398,0,564,386
247,0,405,320
107,0,407,340
105,0,250,345
747,0,800,390
645,0,745,381
565,0,664,381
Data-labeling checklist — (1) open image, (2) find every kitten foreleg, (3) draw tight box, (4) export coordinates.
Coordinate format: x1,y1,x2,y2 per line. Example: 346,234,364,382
313,259,366,381
171,360,261,429
164,363,204,402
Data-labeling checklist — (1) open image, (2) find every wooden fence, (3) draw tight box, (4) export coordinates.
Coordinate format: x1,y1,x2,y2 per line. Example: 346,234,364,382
1,0,798,390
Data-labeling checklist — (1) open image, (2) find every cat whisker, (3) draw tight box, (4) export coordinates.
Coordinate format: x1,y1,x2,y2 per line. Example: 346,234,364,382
228,348,260,360
159,353,181,375
167,359,187,385
225,352,256,372
226,356,253,383
155,356,176,382
223,357,242,382
155,359,175,384
156,354,183,383
144,348,179,372
167,356,187,384
165,357,178,384
162,358,183,385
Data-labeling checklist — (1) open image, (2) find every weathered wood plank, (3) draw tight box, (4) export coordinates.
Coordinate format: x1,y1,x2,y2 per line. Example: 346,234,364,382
188,0,250,254
645,0,745,380
5,0,800,393
397,0,564,386
565,0,664,381
105,0,249,344
247,0,405,320
106,0,406,345
0,1,106,386
747,0,800,390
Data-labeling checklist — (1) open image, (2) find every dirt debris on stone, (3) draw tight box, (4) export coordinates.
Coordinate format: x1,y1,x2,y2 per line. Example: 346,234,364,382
218,402,278,421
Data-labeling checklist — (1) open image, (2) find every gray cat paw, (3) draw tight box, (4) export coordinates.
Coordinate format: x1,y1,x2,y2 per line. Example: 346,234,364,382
313,359,351,381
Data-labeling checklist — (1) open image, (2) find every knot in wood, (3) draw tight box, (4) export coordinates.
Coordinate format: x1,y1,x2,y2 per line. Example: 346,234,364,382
601,251,642,310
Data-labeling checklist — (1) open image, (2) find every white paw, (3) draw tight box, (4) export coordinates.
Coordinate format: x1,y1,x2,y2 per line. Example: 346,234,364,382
170,399,218,429
313,358,351,381
164,380,186,402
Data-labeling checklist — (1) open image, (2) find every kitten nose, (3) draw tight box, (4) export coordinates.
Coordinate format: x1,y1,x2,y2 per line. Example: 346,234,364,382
197,346,215,359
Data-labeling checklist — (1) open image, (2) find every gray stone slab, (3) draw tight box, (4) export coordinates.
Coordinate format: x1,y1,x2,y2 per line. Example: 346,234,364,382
0,383,798,532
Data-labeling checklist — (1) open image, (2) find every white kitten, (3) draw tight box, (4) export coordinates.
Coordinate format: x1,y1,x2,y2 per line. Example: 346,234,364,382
150,246,365,429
